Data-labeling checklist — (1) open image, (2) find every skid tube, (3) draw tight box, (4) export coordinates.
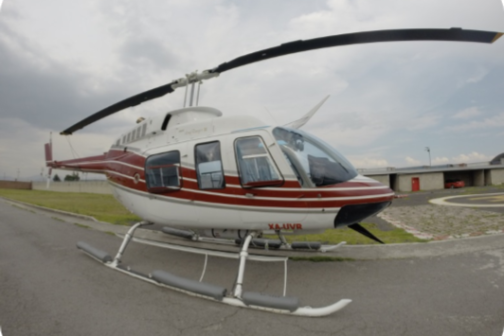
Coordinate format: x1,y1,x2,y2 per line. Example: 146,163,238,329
76,221,352,317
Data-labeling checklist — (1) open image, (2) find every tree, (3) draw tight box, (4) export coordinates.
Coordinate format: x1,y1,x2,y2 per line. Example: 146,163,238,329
64,173,80,181
53,174,61,182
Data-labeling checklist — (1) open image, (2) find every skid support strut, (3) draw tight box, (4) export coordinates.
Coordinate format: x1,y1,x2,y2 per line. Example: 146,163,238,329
233,231,257,298
77,225,352,316
110,221,152,267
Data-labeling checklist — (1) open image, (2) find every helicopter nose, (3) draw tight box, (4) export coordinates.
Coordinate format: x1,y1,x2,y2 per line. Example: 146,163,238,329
333,201,391,228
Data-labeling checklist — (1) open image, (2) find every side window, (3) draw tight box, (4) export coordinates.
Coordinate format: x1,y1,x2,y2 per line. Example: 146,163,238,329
235,136,283,188
195,142,225,190
145,151,181,193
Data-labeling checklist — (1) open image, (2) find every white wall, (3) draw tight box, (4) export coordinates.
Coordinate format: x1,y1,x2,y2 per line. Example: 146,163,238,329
32,181,112,194
396,173,444,192
489,169,504,185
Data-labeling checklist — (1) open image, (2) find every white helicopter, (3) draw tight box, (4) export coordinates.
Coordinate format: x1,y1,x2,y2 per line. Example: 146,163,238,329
45,28,502,317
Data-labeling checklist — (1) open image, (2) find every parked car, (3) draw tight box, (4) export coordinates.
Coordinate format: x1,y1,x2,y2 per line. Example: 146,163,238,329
445,179,465,189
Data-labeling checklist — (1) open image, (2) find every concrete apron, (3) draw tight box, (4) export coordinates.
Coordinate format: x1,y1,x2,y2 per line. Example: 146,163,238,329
2,197,503,261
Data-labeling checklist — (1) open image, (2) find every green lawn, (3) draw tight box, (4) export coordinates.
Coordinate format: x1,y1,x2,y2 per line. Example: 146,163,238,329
0,188,427,244
0,189,141,225
265,222,426,245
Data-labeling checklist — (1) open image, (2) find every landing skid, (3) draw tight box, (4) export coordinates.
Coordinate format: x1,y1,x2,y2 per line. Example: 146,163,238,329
77,221,351,317
162,226,347,253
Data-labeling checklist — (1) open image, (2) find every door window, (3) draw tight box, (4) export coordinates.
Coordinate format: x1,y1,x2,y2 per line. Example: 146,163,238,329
235,136,283,187
195,142,225,189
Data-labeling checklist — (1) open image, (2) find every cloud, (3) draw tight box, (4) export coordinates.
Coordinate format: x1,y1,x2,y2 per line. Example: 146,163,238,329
432,152,492,164
445,112,504,132
348,157,390,168
1,0,504,179
0,117,116,180
405,156,421,165
0,18,134,131
452,107,482,119
406,114,442,131
119,37,180,70
457,66,489,87
451,152,492,163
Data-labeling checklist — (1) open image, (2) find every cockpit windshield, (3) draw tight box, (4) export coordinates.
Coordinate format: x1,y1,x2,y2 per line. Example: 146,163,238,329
273,127,357,187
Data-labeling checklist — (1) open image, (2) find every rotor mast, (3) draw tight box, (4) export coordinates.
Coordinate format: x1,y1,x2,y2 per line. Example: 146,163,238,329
176,70,218,107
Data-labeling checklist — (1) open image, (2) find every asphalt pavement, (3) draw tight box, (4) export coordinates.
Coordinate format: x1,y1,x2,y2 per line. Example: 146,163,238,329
1,199,503,336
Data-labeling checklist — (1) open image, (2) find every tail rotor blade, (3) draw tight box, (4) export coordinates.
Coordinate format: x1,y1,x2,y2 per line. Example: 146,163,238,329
348,223,385,244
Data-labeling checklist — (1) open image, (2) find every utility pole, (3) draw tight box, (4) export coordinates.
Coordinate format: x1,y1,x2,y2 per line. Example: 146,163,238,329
425,147,431,167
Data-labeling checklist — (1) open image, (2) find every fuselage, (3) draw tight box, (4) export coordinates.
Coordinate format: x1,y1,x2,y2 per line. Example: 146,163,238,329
51,106,395,233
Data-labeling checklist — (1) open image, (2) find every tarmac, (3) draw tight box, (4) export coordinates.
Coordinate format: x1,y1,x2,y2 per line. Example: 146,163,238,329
1,189,503,336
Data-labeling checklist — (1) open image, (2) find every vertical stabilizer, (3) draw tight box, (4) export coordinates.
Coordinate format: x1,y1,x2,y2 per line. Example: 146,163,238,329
44,142,53,166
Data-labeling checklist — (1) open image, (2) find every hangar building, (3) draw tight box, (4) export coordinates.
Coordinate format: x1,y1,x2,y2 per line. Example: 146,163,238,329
359,158,504,192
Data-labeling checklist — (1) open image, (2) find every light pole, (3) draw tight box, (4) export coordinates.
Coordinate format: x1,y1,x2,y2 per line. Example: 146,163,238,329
425,147,431,167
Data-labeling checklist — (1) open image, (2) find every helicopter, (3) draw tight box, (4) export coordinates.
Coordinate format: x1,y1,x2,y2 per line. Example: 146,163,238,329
44,28,502,317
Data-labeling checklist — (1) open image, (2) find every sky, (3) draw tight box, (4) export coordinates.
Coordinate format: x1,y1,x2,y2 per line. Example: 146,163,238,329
0,0,503,181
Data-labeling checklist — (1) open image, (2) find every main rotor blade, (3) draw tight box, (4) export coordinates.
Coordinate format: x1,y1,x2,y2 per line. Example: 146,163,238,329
61,80,177,135
348,223,385,244
211,28,502,74
60,28,502,135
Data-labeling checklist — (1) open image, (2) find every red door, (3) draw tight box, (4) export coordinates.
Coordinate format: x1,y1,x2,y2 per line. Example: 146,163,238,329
411,177,420,192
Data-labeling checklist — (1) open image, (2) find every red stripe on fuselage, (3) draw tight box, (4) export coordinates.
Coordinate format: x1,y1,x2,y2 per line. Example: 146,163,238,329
56,149,395,209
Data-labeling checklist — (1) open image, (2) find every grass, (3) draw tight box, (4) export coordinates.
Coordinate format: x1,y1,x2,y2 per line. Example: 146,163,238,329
0,189,141,225
461,184,504,195
0,188,426,245
266,222,426,245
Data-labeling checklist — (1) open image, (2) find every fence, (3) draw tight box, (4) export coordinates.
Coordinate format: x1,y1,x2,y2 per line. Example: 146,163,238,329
0,180,32,190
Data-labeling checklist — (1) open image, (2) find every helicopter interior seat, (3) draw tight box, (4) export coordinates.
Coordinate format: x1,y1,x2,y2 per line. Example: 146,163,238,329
238,156,273,184
162,173,179,187
198,161,224,189
308,155,348,186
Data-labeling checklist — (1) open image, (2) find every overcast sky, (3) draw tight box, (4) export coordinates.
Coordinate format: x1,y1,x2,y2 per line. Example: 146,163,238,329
1,0,503,180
